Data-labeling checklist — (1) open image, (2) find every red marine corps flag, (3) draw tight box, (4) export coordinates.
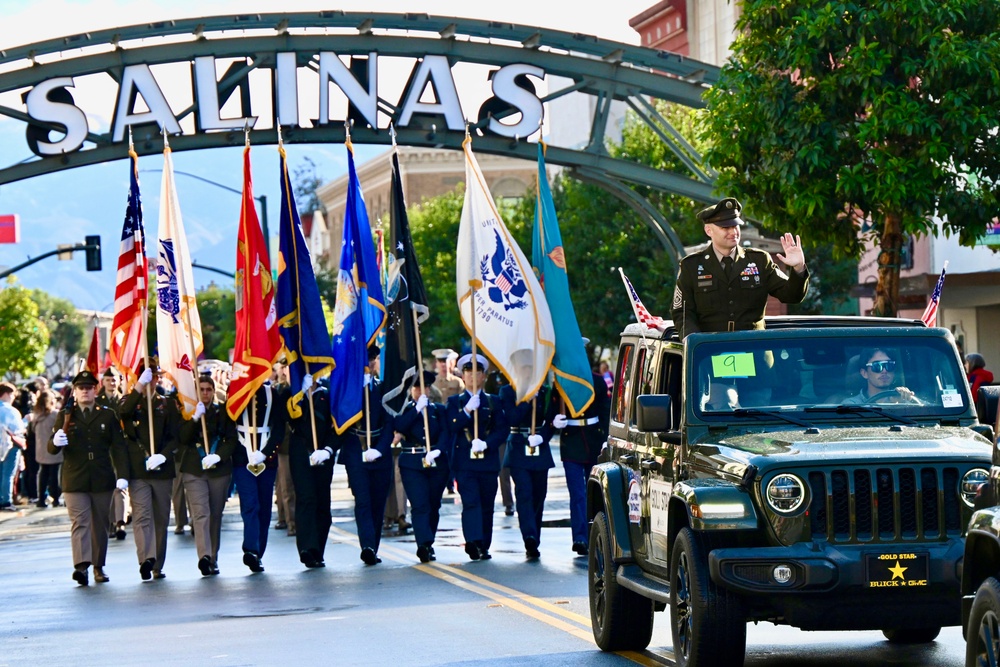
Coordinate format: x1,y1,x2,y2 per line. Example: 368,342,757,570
227,141,281,420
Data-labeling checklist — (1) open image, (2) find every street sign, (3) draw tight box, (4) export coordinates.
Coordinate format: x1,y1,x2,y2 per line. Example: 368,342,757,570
0,214,19,243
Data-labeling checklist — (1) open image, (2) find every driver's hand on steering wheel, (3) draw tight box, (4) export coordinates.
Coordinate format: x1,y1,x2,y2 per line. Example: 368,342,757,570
895,386,916,401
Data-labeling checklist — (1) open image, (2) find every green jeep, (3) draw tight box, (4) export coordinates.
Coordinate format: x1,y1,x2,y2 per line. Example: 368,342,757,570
587,316,993,667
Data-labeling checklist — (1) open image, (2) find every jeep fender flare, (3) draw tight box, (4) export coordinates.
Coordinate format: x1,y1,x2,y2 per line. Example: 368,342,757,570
587,462,635,562
962,507,1000,597
670,479,759,538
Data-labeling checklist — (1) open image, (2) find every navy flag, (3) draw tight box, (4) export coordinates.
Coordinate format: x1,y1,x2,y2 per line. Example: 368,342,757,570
381,149,430,416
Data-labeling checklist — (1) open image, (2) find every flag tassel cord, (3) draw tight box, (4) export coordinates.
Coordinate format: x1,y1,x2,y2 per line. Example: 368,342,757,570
412,306,433,457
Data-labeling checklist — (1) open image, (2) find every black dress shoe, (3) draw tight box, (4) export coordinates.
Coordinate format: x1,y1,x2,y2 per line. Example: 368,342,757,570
274,521,288,530
475,541,491,561
243,551,264,573
72,568,89,586
93,568,109,583
116,527,127,540
572,541,588,556
360,547,381,565
210,564,220,575
525,537,541,559
428,546,436,561
464,542,481,561
416,544,432,563
139,558,155,581
198,555,213,576
152,570,166,580
504,507,514,516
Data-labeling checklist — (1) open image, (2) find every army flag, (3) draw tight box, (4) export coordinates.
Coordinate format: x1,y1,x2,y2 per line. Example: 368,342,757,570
533,144,593,417
109,150,148,392
227,145,281,421
276,143,335,418
381,149,430,416
456,137,554,402
85,326,100,376
155,140,204,418
330,140,387,433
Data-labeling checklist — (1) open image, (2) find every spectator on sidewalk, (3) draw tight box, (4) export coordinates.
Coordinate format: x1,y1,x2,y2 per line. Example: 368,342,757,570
0,382,26,511
967,353,995,398
29,389,61,508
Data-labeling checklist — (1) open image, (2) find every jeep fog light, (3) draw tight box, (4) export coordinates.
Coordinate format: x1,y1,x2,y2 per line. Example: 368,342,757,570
766,474,805,513
773,565,793,584
961,468,989,507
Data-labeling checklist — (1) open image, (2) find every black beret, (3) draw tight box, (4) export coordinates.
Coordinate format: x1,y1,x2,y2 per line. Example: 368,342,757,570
697,197,743,227
367,344,381,361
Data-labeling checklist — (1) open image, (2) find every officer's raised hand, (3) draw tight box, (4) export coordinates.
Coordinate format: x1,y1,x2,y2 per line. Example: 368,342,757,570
776,233,806,273
137,367,153,388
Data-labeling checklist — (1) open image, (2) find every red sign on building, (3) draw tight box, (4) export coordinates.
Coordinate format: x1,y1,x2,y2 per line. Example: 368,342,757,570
0,214,20,244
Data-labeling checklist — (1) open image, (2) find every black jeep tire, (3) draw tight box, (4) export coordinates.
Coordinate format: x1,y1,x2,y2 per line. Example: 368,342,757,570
588,511,654,651
966,576,1000,666
882,627,941,644
670,527,746,667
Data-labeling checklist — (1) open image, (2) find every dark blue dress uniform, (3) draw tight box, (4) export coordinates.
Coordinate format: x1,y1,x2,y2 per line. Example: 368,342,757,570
272,384,337,568
336,378,394,564
393,395,452,562
447,389,510,560
500,385,556,558
231,382,281,572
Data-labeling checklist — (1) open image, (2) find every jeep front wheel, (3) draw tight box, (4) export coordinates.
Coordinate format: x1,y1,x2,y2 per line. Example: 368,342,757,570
588,511,654,651
670,527,746,667
966,576,1000,666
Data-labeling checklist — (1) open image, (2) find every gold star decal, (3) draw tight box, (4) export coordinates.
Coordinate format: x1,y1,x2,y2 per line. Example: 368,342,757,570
889,561,908,580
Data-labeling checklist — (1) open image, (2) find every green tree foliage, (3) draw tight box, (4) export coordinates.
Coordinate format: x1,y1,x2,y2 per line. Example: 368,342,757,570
29,288,86,378
0,278,50,378
293,157,325,215
701,0,1000,316
195,285,236,361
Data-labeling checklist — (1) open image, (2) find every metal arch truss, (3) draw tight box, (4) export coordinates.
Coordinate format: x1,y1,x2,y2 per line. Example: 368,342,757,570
0,12,720,263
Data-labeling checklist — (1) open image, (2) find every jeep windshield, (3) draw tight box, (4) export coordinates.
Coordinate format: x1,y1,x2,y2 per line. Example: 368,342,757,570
691,331,968,421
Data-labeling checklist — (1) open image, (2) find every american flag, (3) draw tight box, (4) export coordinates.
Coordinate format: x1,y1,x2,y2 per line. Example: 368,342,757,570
920,261,948,327
109,150,148,392
618,268,668,332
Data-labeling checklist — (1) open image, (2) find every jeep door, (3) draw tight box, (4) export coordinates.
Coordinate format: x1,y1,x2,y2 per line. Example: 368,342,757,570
608,337,648,561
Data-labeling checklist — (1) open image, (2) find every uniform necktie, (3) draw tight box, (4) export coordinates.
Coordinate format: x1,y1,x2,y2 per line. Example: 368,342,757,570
722,256,734,280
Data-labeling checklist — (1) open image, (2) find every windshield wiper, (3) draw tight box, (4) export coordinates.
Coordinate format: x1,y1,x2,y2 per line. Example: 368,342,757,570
732,408,814,428
805,405,918,426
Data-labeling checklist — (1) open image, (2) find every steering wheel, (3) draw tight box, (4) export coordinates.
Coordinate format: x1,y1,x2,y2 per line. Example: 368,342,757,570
867,389,921,405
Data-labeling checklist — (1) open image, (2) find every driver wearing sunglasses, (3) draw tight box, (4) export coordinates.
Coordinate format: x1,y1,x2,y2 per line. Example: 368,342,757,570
844,348,920,405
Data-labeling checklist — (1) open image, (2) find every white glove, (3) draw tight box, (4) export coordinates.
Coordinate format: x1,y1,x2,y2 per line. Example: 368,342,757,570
201,453,221,469
53,429,69,447
363,373,372,387
138,367,153,387
248,450,266,466
528,434,543,448
116,478,129,490
415,395,429,413
553,414,568,429
193,402,206,420
424,449,442,466
145,453,167,471
464,394,480,413
471,438,487,454
309,449,331,466
362,448,382,463
302,374,313,393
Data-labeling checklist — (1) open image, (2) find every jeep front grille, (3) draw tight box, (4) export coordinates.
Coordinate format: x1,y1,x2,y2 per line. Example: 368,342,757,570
806,466,963,543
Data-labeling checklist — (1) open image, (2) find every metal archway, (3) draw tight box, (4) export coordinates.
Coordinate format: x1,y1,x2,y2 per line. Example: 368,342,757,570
0,12,720,263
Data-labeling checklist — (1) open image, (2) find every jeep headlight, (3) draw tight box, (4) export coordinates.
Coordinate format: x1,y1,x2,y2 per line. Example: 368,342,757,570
766,473,806,513
961,468,989,507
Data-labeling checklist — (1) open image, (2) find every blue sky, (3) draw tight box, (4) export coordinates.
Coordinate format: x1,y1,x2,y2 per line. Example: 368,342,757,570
0,0,649,310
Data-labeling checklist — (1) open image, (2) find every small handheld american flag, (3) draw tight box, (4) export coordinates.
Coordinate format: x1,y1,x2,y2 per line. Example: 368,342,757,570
920,261,948,327
619,268,668,332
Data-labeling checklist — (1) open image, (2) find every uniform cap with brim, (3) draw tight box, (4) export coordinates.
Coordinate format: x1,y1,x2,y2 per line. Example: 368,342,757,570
432,348,456,361
697,197,744,228
102,368,116,379
72,370,99,387
457,353,489,372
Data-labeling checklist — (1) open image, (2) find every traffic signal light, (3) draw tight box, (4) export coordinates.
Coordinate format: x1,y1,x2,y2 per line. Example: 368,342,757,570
85,234,101,271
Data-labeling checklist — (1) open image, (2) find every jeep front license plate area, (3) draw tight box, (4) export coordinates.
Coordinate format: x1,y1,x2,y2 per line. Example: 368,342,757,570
865,553,929,589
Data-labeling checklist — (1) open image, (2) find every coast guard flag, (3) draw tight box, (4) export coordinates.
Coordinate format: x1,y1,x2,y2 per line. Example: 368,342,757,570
155,142,204,418
381,148,430,416
109,150,148,392
227,146,281,421
619,268,668,332
921,261,948,327
457,138,554,402
533,145,593,417
276,143,334,418
330,141,387,434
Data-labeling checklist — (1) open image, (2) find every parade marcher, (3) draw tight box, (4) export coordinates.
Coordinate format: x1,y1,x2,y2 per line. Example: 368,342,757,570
118,359,181,580
97,368,128,540
555,369,610,555
231,381,281,573
176,376,236,576
501,382,556,559
0,382,26,511
671,197,809,339
337,344,394,565
447,353,509,561
273,361,296,537
48,371,125,585
272,373,337,569
29,389,61,508
393,370,452,563
431,348,465,402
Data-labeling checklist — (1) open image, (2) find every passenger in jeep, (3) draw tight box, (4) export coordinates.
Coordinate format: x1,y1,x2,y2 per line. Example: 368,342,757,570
844,347,920,405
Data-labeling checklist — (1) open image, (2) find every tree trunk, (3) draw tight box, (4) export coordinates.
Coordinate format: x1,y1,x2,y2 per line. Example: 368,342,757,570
871,212,903,317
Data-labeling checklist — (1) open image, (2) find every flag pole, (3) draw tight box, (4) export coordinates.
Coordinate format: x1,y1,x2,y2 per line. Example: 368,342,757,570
136,129,158,456
363,383,372,453
412,307,433,458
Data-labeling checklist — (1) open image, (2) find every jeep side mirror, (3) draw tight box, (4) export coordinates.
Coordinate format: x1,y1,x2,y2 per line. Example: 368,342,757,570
636,394,676,433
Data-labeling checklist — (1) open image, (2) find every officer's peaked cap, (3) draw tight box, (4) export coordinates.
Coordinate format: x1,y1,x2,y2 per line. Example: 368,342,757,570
457,353,489,372
72,370,99,387
697,197,744,227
